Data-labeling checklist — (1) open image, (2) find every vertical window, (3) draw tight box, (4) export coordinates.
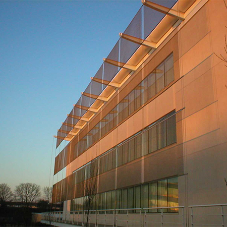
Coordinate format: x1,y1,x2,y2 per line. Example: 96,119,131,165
149,182,158,212
167,177,178,212
157,120,167,150
106,191,112,210
116,190,122,209
117,145,123,167
134,85,142,111
165,54,174,86
135,134,142,159
147,72,156,100
128,138,135,162
135,186,141,210
148,125,157,153
158,179,168,212
142,130,149,156
128,187,134,210
122,142,129,165
156,62,165,93
167,114,176,146
122,189,128,209
128,90,135,115
141,184,149,209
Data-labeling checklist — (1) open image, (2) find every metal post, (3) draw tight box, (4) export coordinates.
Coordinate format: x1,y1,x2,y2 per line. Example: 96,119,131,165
113,210,115,227
221,205,225,227
105,210,107,227
116,210,118,227
144,210,147,227
182,208,185,227
191,207,193,227
140,209,142,227
96,210,97,227
127,210,129,227
161,209,163,227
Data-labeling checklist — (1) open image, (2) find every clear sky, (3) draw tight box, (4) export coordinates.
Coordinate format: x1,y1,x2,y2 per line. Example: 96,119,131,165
0,0,141,192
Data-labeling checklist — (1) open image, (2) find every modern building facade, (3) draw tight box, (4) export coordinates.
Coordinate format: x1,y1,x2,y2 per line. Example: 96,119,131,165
51,0,227,225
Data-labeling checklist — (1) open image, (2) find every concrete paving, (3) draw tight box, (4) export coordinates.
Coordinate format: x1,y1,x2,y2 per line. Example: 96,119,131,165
41,220,82,227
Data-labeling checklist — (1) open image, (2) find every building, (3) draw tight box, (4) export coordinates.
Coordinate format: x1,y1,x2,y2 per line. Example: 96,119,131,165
51,0,227,225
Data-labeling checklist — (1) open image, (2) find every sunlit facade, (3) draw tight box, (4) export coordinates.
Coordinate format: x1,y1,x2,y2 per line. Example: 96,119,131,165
51,0,227,225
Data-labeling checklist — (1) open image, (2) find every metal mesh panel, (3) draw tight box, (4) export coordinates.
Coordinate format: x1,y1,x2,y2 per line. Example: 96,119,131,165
84,82,96,107
103,40,120,82
124,7,143,39
120,36,140,64
151,0,177,8
144,6,166,39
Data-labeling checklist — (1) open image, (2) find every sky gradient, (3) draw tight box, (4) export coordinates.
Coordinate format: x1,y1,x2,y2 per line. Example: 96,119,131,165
0,0,142,192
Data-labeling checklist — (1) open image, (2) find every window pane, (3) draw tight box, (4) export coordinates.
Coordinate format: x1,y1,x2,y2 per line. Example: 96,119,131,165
106,191,112,210
111,191,116,210
141,184,148,209
149,182,157,212
147,72,156,100
156,63,164,93
123,142,129,165
149,125,157,153
168,177,178,212
157,121,167,150
128,138,135,162
135,134,142,159
135,186,141,210
116,190,122,209
134,85,142,111
158,179,168,212
117,146,123,167
167,115,176,146
165,54,174,86
128,91,135,115
128,187,134,210
142,130,149,156
122,189,128,209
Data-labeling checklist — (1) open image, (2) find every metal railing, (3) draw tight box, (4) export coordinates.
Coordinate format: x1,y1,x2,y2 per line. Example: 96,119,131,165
189,204,227,227
42,206,185,227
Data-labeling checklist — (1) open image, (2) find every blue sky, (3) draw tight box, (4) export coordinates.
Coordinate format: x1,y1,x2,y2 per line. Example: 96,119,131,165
0,0,141,192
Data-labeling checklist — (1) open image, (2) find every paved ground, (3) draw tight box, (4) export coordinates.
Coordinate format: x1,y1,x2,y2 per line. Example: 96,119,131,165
41,220,82,227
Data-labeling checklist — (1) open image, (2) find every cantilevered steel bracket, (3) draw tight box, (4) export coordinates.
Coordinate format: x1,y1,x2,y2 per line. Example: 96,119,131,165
91,77,120,88
74,104,98,113
142,0,185,20
67,114,89,122
119,33,157,48
103,58,137,71
82,92,108,102
54,135,71,141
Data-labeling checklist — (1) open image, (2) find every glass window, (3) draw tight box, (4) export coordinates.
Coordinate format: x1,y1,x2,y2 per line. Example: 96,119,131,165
106,191,112,210
156,63,165,93
148,125,157,153
117,145,123,167
116,190,122,210
122,189,128,209
135,134,142,159
142,130,149,156
165,54,174,86
122,143,129,165
158,179,168,212
167,177,178,212
128,138,135,162
167,115,177,146
128,187,134,210
149,182,158,212
147,72,156,100
134,85,142,111
141,184,149,209
157,121,167,150
135,186,141,210
128,90,135,115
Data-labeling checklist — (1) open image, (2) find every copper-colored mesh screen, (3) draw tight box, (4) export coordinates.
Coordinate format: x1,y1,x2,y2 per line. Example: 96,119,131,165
120,8,142,64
